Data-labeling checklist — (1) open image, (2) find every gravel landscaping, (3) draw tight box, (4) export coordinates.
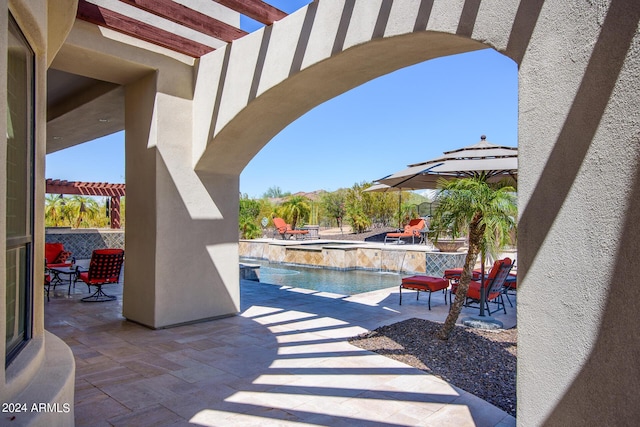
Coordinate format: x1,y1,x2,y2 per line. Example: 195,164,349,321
320,228,517,416
349,318,517,417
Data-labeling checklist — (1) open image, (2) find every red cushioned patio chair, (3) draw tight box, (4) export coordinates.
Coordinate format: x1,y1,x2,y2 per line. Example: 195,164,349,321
44,242,77,295
384,218,426,244
449,257,513,315
45,242,73,268
273,217,309,240
503,271,517,307
77,249,124,302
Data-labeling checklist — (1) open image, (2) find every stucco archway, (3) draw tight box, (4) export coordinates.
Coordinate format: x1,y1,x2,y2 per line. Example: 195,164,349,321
182,2,639,425
7,1,638,426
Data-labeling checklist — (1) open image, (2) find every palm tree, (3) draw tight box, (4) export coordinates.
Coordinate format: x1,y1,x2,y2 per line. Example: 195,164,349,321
430,177,517,340
281,195,311,230
67,196,101,228
44,194,69,226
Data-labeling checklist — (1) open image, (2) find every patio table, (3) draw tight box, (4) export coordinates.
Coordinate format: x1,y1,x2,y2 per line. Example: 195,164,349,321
46,266,80,296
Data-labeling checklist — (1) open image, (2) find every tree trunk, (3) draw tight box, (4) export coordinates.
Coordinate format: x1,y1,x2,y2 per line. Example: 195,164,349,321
438,213,484,340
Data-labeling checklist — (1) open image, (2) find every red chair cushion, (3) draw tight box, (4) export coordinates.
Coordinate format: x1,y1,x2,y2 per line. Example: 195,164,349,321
467,280,502,300
45,243,64,264
54,250,72,264
46,262,72,269
401,276,449,292
78,270,119,285
443,268,482,280
387,232,411,238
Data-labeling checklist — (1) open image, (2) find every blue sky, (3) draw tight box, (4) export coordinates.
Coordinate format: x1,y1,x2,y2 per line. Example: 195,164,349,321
46,1,517,198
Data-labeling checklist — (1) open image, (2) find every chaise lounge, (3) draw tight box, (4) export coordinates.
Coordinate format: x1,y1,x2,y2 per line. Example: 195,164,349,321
273,217,309,240
449,257,514,315
384,218,426,244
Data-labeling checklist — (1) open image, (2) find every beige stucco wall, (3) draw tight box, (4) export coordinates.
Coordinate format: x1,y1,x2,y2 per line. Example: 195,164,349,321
4,0,638,425
1,1,75,425
122,70,241,328
516,2,640,425
193,1,640,425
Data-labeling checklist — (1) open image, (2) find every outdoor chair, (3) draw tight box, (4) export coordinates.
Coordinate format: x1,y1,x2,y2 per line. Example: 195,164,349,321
444,267,478,302
449,257,513,315
45,242,78,295
384,218,426,244
273,217,309,240
45,242,73,268
503,271,517,307
44,272,51,302
399,275,449,310
443,267,482,284
77,249,124,302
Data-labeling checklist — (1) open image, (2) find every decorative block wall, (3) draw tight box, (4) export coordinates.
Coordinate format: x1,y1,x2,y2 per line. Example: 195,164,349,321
45,228,125,259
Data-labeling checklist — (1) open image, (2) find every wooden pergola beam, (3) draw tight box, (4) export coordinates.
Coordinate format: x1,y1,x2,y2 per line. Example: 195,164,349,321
77,0,215,57
119,0,247,42
46,179,126,197
215,0,287,25
46,179,126,229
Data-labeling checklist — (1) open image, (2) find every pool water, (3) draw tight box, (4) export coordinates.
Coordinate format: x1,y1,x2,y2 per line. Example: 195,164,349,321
241,259,401,295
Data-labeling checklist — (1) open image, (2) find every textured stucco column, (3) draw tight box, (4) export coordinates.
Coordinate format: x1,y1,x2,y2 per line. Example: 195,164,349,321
123,73,240,329
516,2,640,425
191,1,640,424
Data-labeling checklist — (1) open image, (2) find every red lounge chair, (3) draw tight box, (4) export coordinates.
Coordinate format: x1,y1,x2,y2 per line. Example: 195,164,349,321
78,249,124,302
449,258,513,315
273,217,309,240
399,275,449,310
384,218,426,244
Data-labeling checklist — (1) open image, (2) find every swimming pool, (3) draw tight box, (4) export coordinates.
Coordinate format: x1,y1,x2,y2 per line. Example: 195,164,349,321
241,258,401,295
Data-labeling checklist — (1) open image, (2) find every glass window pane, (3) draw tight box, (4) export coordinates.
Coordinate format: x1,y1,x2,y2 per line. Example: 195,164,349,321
6,19,31,238
5,15,33,363
5,247,26,353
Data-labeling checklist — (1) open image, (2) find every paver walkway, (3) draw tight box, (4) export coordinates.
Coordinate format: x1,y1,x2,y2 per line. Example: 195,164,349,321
44,268,516,426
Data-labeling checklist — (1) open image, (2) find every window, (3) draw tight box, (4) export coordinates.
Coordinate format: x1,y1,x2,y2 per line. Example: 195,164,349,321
5,14,34,365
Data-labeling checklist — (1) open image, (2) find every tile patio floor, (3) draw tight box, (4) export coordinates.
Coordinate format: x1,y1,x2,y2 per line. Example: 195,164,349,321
44,267,516,427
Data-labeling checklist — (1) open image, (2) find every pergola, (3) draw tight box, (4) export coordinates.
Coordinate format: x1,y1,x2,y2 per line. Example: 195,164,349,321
76,0,288,58
45,179,126,229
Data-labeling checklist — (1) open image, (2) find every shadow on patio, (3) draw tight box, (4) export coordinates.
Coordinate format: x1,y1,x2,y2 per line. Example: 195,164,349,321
44,270,516,427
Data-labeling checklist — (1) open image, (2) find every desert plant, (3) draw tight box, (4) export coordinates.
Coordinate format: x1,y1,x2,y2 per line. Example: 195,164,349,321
281,195,311,230
67,195,101,228
44,194,70,227
239,216,262,239
320,190,346,229
346,207,371,233
430,177,516,340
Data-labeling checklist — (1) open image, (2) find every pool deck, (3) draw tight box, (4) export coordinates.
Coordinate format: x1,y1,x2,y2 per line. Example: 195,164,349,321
44,269,516,426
